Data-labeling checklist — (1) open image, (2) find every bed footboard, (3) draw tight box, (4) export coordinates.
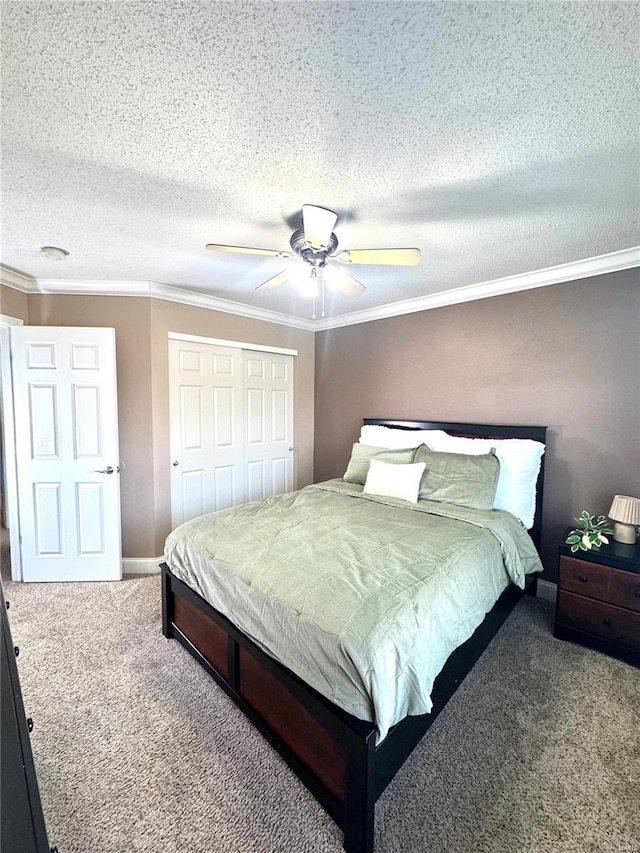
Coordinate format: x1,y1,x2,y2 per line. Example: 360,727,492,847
161,563,530,853
162,563,378,853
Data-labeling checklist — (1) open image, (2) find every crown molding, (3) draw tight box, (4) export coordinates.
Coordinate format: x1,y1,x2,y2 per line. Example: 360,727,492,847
0,272,315,331
1,246,637,332
32,278,151,296
0,265,36,291
148,281,316,331
314,246,640,330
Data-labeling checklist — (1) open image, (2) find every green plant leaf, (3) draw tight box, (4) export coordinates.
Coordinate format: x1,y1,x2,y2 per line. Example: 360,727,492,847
571,511,613,538
566,533,581,544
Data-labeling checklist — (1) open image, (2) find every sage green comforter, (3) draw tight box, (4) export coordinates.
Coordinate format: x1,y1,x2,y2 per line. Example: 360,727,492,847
164,480,542,742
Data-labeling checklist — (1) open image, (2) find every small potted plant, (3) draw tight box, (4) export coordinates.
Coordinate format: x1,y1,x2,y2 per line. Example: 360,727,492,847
565,511,613,553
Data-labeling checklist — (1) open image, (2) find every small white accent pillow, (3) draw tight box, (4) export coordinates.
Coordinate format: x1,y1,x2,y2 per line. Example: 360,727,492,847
422,433,545,528
363,459,426,503
360,425,450,449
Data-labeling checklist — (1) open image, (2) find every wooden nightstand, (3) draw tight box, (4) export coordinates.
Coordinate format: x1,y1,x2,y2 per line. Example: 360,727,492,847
554,536,640,667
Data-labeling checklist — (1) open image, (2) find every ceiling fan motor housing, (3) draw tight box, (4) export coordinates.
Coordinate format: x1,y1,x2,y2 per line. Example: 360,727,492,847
289,227,338,267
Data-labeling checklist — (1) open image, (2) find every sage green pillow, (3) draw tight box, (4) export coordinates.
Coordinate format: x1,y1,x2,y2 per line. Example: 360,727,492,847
343,444,416,486
413,445,500,510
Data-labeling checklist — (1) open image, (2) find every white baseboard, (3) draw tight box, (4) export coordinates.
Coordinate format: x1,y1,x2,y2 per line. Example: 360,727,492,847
122,556,164,575
536,579,558,603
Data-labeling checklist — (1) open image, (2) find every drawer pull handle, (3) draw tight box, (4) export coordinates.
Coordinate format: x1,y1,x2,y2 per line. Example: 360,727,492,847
603,617,612,627
578,575,588,583
27,717,34,733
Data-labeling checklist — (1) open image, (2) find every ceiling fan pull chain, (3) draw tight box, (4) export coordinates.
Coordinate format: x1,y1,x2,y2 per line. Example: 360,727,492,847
321,277,326,318
312,295,316,321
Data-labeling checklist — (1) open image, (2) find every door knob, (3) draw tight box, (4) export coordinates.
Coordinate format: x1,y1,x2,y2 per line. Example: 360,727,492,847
94,466,114,475
289,446,294,452
172,460,180,467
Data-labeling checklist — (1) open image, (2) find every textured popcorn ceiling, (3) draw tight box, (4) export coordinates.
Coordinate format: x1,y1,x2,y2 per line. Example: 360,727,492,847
1,1,638,320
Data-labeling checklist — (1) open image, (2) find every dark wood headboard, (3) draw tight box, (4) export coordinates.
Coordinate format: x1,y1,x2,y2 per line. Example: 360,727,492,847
363,418,547,552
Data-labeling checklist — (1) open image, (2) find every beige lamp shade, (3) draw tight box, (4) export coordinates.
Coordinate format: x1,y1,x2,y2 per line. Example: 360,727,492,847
608,495,640,544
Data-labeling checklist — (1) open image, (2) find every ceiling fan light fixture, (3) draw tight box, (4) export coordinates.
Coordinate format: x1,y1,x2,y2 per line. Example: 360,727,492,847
207,204,419,304
302,204,338,249
288,263,320,298
322,264,347,292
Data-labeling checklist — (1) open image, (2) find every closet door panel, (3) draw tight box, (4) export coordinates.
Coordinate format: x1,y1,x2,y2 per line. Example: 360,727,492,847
243,351,294,500
169,342,244,527
170,340,294,527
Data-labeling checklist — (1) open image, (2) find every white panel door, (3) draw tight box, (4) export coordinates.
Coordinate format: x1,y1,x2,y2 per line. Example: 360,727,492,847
243,351,294,502
169,340,244,527
11,327,121,582
169,340,294,527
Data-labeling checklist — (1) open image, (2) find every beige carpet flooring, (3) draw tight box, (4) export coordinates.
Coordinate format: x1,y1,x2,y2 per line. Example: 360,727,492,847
3,554,639,853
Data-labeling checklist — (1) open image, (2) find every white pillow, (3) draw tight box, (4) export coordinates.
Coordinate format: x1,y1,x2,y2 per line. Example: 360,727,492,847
363,459,426,503
360,425,450,449
422,433,545,528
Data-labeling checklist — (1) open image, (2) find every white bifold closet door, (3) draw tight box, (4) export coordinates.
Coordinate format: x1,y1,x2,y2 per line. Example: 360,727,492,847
169,339,294,528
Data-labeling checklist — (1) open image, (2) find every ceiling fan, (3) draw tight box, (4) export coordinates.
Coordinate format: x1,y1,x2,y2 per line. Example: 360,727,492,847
206,205,421,312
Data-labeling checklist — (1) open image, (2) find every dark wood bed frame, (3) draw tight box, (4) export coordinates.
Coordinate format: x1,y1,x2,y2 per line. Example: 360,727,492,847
161,419,547,852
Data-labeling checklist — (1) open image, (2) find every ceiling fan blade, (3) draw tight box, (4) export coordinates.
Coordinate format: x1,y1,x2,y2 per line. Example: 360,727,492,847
302,205,338,249
334,247,421,266
206,243,291,259
255,270,289,291
323,265,366,295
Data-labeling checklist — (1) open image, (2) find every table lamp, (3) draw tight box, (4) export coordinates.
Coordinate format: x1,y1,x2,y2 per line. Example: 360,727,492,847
608,495,640,544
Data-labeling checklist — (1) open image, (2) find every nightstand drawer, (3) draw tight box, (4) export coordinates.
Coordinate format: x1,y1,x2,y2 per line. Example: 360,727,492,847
609,569,640,613
558,556,610,600
557,591,640,649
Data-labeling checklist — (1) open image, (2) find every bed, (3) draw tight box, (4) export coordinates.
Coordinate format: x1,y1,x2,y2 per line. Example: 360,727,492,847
161,418,547,852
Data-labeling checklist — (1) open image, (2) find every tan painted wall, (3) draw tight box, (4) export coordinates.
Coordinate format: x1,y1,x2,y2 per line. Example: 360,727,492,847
24,293,315,558
27,295,156,558
149,299,315,555
5,269,638,577
0,283,29,321
314,269,640,580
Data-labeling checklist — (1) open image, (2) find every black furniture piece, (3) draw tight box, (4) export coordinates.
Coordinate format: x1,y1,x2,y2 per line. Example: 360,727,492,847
555,535,640,667
1,580,54,853
161,418,547,853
